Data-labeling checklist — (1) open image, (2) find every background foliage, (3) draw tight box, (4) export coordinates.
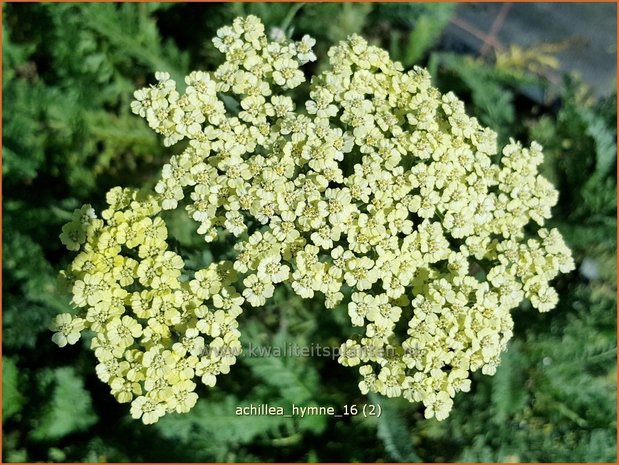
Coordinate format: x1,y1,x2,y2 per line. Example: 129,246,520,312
2,2,616,462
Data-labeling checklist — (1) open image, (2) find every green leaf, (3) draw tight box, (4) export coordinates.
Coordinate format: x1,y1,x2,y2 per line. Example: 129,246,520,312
30,367,97,440
580,107,617,177
241,325,320,405
296,402,328,434
2,357,24,421
370,393,421,462
156,395,293,461
242,353,315,405
490,341,528,424
73,3,189,86
401,10,452,66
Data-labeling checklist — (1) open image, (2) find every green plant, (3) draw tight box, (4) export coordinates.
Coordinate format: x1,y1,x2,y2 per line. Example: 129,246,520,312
3,3,615,462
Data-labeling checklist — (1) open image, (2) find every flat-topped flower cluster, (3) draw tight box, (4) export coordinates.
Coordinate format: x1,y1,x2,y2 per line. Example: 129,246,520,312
54,16,574,424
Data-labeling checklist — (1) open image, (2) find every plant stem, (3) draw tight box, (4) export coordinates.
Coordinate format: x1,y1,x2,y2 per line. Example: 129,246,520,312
281,2,305,37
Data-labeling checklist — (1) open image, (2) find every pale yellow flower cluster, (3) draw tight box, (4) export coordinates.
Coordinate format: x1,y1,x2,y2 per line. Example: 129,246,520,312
56,16,574,423
56,188,243,424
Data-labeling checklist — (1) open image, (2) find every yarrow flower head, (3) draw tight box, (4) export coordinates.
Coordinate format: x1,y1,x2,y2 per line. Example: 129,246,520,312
55,15,574,424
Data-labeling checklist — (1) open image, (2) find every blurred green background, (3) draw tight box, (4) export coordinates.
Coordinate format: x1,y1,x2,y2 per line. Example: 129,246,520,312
2,2,617,462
